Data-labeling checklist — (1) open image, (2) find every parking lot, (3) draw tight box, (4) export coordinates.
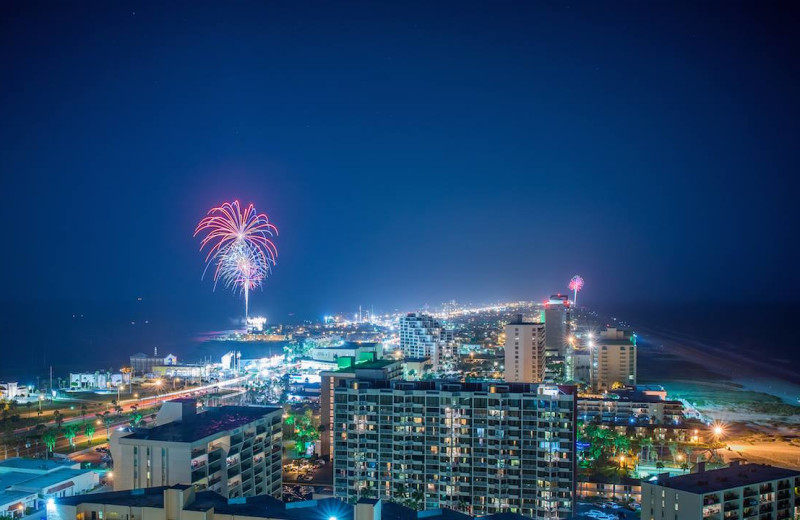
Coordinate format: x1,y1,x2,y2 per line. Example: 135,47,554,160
575,501,641,520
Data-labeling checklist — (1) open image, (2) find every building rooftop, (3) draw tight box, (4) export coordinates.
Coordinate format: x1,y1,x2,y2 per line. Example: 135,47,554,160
55,485,187,508
56,488,354,520
652,464,800,494
334,359,398,374
0,457,76,472
0,489,37,506
337,379,577,396
121,406,281,443
9,468,95,492
0,467,96,494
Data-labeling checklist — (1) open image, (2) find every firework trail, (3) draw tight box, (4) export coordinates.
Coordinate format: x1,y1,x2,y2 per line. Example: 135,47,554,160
568,275,584,306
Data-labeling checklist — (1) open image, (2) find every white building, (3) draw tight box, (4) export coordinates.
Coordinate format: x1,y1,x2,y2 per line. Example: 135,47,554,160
69,371,131,390
398,313,455,370
110,399,283,499
590,327,637,391
0,458,99,512
309,342,382,364
641,462,799,520
0,382,25,401
504,314,546,383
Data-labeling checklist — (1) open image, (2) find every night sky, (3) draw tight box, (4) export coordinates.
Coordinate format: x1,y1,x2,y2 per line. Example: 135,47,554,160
1,1,798,320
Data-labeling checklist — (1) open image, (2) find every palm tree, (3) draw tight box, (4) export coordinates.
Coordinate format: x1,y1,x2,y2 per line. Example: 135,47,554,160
640,437,654,463
24,401,32,417
42,429,57,458
102,412,114,440
129,412,143,427
80,403,88,423
63,425,79,450
84,423,96,445
53,409,64,429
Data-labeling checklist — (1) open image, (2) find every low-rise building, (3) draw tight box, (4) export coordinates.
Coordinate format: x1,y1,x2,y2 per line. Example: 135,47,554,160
0,382,26,401
310,342,383,364
110,400,283,499
69,371,131,390
49,487,533,520
48,485,352,520
0,458,99,512
130,352,178,377
577,477,641,503
641,462,800,520
578,389,684,426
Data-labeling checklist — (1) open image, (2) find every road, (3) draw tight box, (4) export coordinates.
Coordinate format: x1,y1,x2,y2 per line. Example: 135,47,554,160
10,376,248,437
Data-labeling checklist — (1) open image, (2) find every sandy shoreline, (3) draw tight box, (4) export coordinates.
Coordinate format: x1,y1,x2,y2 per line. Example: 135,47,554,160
636,325,800,406
635,326,800,469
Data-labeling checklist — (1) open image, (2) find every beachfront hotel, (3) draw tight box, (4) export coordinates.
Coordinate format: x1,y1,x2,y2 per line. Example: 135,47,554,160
110,399,283,499
590,327,637,391
332,379,577,519
641,462,800,520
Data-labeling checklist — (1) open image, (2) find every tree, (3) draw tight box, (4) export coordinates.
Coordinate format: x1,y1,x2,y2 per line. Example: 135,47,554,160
656,461,665,470
80,403,88,423
102,412,114,439
84,423,95,445
640,437,654,463
63,425,79,450
53,409,64,429
42,429,57,457
129,412,143,427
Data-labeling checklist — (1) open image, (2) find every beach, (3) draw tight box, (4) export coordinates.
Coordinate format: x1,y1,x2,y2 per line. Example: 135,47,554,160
637,326,800,469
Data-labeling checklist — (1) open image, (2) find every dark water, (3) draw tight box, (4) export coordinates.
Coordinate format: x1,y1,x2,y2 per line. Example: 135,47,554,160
0,299,293,384
595,302,800,364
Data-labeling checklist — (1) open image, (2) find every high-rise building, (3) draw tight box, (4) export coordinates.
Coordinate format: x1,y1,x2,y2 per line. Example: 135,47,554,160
398,313,455,370
319,359,403,461
332,379,577,519
110,400,283,499
641,462,800,520
544,295,571,356
504,314,546,383
590,327,637,391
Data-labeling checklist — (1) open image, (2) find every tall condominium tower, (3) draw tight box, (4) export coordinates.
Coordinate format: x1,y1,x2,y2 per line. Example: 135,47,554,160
504,314,546,383
332,380,577,519
544,295,571,356
590,327,637,391
398,313,455,370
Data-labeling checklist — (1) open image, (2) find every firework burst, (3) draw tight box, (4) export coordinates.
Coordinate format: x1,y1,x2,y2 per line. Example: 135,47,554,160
569,275,584,306
194,200,278,321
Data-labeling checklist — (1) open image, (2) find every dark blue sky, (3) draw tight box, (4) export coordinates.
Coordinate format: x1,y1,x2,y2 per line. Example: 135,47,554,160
1,1,798,320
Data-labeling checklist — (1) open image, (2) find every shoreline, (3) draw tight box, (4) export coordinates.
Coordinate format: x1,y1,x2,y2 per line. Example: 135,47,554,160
636,326,800,406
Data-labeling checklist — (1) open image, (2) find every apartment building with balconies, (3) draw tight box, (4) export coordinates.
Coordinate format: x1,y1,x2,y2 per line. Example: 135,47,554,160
110,399,282,499
332,380,577,519
641,462,800,520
